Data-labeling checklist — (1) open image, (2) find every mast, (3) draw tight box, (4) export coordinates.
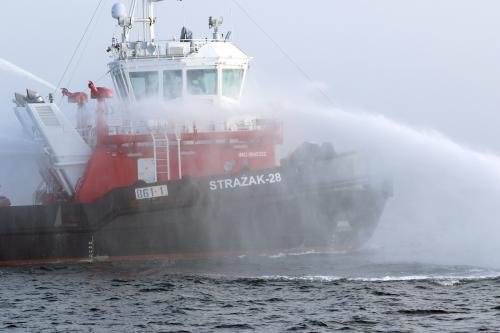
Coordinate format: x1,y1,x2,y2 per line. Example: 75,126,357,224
112,0,170,44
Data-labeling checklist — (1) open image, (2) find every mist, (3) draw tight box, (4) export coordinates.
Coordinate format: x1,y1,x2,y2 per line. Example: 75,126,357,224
3,54,500,268
2,1,500,270
125,77,500,269
261,97,500,268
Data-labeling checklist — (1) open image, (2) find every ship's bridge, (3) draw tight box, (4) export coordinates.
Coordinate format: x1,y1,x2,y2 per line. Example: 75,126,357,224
109,40,250,106
107,2,250,107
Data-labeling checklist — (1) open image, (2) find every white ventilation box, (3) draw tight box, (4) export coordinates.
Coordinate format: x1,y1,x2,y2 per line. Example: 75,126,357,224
166,42,190,57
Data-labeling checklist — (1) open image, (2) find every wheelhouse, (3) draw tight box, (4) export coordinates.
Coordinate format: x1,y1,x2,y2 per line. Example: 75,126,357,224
108,32,250,107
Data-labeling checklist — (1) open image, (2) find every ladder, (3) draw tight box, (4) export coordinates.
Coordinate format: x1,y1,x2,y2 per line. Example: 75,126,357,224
151,133,171,182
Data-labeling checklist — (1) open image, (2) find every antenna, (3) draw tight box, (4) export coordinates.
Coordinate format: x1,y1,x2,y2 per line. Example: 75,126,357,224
112,0,183,43
112,3,127,21
111,0,158,43
209,16,224,40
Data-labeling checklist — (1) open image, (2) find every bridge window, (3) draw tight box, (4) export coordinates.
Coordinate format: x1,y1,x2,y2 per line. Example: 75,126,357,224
222,69,244,99
113,71,128,98
163,70,183,100
187,69,217,95
129,71,159,100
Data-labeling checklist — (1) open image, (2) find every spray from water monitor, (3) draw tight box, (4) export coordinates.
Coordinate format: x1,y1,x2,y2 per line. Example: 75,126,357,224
0,58,57,91
264,100,500,268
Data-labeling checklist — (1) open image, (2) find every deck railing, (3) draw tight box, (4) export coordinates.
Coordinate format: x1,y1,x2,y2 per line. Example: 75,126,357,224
113,38,236,60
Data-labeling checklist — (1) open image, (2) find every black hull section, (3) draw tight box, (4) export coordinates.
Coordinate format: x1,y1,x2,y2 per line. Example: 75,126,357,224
0,162,391,265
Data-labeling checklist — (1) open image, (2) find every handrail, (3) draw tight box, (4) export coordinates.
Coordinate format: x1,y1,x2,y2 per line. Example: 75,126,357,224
151,132,172,182
150,133,158,182
166,131,171,181
112,38,244,60
105,118,280,137
176,128,182,180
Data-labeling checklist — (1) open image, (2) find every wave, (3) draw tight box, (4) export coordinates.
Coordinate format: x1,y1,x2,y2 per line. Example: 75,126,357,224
251,273,500,284
265,250,319,259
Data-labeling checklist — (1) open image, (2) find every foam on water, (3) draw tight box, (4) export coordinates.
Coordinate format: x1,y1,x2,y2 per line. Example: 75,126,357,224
266,250,319,259
351,274,500,283
253,273,500,284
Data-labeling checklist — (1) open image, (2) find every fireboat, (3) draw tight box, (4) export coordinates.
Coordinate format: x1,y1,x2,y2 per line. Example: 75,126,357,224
0,1,391,265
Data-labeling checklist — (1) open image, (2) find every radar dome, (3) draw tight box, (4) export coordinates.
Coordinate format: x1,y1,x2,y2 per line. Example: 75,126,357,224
111,3,127,20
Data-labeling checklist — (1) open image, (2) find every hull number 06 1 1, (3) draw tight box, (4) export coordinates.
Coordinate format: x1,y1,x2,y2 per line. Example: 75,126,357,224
135,185,169,200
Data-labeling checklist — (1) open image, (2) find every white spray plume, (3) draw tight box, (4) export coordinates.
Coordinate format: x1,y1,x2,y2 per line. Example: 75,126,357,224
267,102,500,268
0,58,57,91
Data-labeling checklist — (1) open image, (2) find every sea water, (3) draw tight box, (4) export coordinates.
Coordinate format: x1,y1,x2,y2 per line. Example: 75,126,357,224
2,65,500,330
1,251,500,332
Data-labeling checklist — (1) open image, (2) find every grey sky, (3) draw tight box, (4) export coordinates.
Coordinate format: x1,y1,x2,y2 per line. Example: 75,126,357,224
1,0,500,150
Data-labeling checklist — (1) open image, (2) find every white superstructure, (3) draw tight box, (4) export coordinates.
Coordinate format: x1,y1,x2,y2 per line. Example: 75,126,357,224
108,0,251,107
